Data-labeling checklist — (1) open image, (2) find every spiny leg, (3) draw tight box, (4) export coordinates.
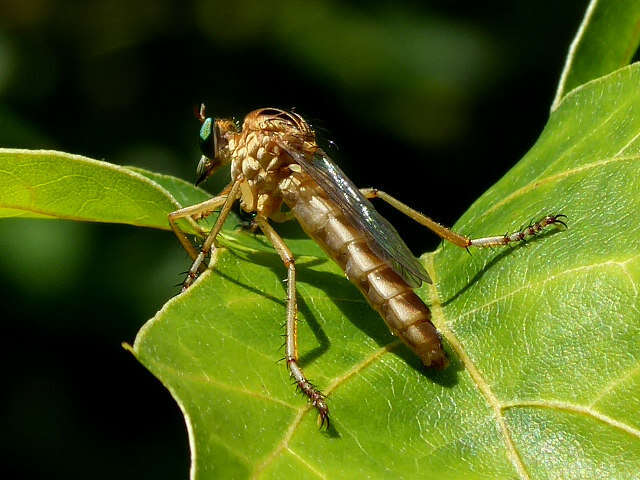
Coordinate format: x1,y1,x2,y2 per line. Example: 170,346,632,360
253,215,329,427
181,178,243,291
465,214,567,247
360,188,566,249
169,191,231,261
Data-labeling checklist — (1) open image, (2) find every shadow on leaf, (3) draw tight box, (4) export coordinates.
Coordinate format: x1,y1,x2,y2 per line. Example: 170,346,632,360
224,247,462,389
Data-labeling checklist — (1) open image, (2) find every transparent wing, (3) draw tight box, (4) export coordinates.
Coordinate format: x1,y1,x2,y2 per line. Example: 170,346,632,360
282,145,431,287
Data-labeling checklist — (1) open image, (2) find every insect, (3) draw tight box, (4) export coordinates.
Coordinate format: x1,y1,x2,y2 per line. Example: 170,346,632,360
169,105,566,427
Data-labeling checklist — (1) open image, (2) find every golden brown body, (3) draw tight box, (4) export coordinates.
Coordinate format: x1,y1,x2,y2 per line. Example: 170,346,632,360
228,108,446,367
280,171,446,367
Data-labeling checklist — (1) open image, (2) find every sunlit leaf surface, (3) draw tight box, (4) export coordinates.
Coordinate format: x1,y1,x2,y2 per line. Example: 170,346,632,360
0,152,234,234
0,150,178,227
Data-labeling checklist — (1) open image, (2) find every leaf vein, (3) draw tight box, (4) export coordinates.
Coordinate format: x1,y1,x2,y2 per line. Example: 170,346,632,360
615,128,640,156
251,340,403,477
153,360,297,409
550,0,598,110
588,363,640,408
450,255,640,326
286,447,327,479
479,154,639,222
501,400,640,440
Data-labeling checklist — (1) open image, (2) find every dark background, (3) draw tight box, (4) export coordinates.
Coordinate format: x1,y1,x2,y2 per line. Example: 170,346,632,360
1,1,588,478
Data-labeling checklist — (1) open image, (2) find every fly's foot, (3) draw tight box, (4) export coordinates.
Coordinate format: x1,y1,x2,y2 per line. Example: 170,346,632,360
542,213,568,229
505,213,567,244
516,214,567,240
469,213,568,248
293,375,330,429
312,392,330,429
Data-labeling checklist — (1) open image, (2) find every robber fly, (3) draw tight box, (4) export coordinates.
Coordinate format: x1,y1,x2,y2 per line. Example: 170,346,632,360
169,106,566,427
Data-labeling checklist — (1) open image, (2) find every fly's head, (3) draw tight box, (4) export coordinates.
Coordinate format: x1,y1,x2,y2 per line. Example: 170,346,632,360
195,103,239,185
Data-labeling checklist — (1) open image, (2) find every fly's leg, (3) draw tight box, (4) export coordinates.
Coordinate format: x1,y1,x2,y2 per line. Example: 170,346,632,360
360,188,566,249
253,215,330,428
179,178,242,291
169,188,231,261
458,214,567,247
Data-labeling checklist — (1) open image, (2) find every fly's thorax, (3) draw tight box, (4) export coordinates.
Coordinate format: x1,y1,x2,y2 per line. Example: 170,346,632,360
227,107,319,217
230,107,317,205
230,129,297,216
230,129,267,181
230,129,294,179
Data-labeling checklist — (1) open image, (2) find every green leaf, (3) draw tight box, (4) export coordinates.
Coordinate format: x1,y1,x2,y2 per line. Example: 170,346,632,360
128,64,640,478
0,149,178,227
552,0,640,110
0,150,239,234
124,166,213,213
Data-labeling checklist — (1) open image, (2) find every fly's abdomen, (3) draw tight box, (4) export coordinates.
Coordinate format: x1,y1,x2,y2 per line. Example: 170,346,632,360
279,173,447,368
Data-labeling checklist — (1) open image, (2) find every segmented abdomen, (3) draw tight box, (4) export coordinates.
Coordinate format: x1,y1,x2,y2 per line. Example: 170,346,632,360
279,172,447,368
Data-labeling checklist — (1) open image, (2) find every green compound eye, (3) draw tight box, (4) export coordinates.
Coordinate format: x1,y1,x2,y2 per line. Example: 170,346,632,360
199,117,216,157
